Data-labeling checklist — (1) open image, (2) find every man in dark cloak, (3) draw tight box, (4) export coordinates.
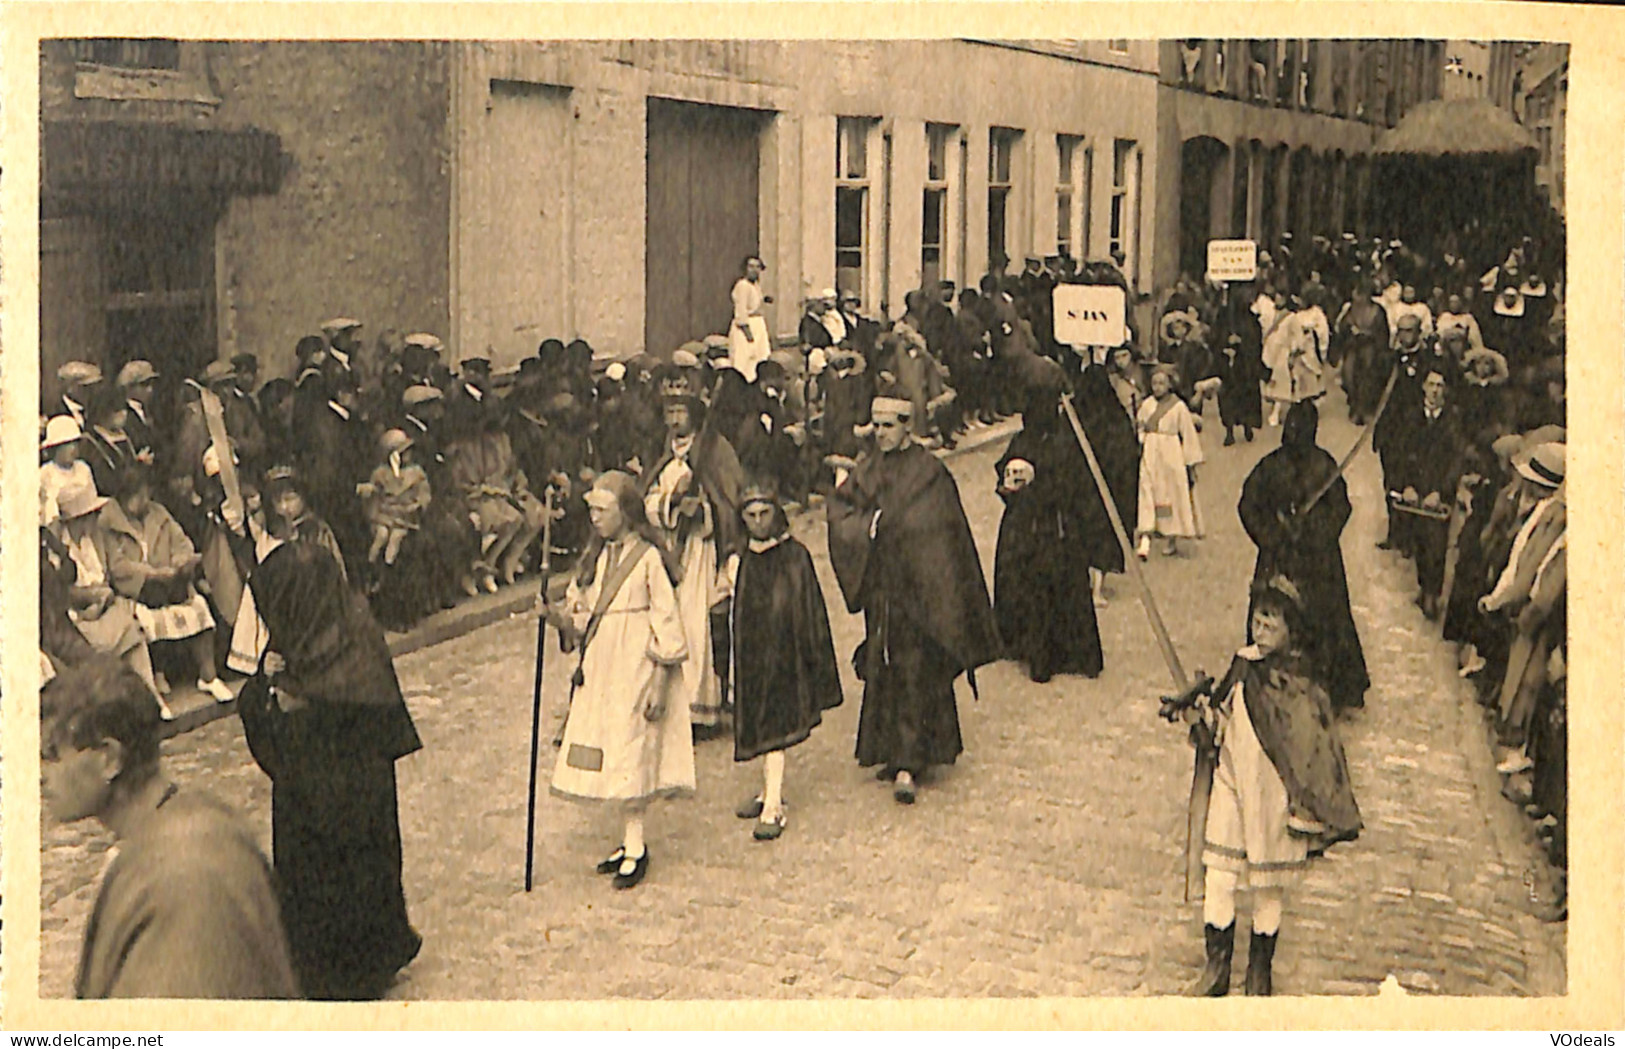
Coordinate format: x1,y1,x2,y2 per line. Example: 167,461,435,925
827,394,1001,804
1238,400,1371,712
297,370,371,584
993,357,1103,682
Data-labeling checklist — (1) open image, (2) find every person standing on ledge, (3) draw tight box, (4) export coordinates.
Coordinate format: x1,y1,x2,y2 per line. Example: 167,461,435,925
730,255,774,383
826,393,1001,805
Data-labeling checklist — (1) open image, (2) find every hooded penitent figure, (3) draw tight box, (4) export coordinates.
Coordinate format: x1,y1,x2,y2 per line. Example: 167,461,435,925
827,394,1001,799
233,540,423,1000
1237,401,1371,712
992,358,1104,683
1069,360,1142,575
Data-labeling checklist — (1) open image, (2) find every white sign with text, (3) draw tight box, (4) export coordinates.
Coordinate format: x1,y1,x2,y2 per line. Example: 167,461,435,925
1206,239,1258,282
1053,283,1128,347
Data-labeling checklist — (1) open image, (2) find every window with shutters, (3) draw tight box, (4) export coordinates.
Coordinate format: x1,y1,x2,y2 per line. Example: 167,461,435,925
1056,134,1088,260
987,127,1022,272
835,116,879,297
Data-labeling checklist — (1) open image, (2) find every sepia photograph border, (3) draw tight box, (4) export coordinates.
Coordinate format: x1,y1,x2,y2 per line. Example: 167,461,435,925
2,0,1622,1031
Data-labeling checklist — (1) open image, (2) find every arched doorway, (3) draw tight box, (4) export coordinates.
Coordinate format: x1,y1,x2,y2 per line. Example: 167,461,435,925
1178,135,1230,279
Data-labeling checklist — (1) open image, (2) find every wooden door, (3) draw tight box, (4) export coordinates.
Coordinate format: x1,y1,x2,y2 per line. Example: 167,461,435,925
466,80,571,370
645,98,762,358
40,216,106,409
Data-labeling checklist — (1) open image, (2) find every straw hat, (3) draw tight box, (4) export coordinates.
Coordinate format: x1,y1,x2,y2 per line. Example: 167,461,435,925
41,415,83,450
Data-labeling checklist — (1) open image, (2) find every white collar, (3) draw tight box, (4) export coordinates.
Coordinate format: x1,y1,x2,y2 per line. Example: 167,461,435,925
1238,644,1265,662
329,347,351,368
127,400,149,422
328,400,351,420
406,414,429,432
747,532,789,554
671,433,695,458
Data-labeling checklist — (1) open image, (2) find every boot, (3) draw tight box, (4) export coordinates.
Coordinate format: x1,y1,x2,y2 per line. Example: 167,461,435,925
1189,923,1234,997
1245,931,1277,996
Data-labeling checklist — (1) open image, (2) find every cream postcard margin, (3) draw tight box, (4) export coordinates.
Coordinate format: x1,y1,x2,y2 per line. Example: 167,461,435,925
2,0,1622,1031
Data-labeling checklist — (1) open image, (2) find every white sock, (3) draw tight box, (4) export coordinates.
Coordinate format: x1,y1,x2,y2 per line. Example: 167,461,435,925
1254,888,1284,935
623,817,645,859
763,751,785,817
1203,868,1238,928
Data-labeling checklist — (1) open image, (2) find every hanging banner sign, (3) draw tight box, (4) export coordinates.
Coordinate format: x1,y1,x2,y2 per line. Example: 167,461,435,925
1053,283,1128,348
1206,239,1258,282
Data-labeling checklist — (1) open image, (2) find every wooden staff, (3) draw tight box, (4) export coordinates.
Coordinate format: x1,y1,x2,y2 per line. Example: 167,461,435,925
1300,361,1399,517
1059,393,1212,902
523,485,557,893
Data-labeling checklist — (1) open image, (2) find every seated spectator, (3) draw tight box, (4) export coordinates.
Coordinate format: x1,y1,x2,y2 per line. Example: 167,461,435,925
362,429,432,571
49,480,168,718
41,415,95,528
100,468,235,704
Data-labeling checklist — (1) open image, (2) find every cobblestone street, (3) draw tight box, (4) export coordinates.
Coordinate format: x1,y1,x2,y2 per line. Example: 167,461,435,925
39,388,1566,1000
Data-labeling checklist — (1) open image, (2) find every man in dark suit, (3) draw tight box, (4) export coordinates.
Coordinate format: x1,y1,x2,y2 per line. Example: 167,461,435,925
1392,366,1465,620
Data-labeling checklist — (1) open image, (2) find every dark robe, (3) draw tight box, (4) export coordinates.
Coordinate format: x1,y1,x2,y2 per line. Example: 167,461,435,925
1391,402,1467,598
993,414,1103,680
731,531,844,761
236,541,422,1001
1238,416,1371,711
83,428,138,498
828,442,1001,774
1211,650,1363,854
1205,344,1264,431
74,788,299,1000
1071,363,1140,575
735,388,801,499
820,357,874,460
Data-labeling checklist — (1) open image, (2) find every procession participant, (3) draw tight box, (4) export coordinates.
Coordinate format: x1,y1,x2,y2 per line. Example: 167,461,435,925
1436,292,1485,355
1258,288,1297,426
261,466,349,587
827,393,1000,805
954,288,994,424
233,539,423,999
734,358,805,504
1159,308,1211,417
993,358,1103,683
729,480,843,840
590,362,642,475
1238,401,1370,713
1391,367,1466,619
819,344,874,464
100,467,235,703
43,657,298,999
1457,347,1513,451
1134,365,1205,560
640,393,743,741
1064,357,1140,608
1190,577,1362,997
50,480,168,717
57,360,104,429
1106,344,1148,423
1373,313,1429,551
117,360,162,468
548,471,691,890
1205,330,1263,445
730,255,773,383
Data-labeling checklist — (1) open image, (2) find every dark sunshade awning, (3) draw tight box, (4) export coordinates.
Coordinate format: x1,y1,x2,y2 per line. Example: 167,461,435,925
43,120,287,196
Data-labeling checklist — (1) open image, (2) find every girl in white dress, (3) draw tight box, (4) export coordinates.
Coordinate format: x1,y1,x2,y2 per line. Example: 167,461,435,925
550,471,691,890
1135,366,1205,558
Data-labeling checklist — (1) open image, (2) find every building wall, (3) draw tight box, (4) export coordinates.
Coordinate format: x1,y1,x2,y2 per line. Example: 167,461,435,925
450,40,1159,360
1152,40,1445,287
209,42,454,377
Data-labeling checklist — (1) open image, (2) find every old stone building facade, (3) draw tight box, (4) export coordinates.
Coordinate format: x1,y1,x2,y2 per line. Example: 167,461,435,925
40,38,1163,390
1152,40,1447,282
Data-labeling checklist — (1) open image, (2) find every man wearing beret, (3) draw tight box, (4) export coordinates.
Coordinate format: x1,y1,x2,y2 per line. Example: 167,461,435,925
58,361,104,429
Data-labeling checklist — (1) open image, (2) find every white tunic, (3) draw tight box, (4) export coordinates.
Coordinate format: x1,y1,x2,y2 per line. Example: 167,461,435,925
552,541,694,802
1135,396,1204,539
646,447,724,727
729,278,771,382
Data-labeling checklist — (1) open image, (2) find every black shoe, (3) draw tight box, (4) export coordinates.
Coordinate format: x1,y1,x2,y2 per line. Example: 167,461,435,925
1243,427,1255,442
612,849,650,889
1223,430,1236,447
595,847,627,875
893,779,917,805
1029,665,1053,684
1189,923,1235,997
1244,931,1277,996
753,812,787,841
875,765,897,782
736,795,765,820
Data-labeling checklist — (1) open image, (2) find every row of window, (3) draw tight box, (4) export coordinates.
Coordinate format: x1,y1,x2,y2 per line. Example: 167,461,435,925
1171,40,1442,128
833,116,1140,307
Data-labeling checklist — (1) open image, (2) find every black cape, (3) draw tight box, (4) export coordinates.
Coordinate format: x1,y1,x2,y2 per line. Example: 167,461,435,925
1237,440,1371,711
828,442,1000,772
236,542,422,1000
731,534,844,761
1069,363,1140,574
993,414,1103,680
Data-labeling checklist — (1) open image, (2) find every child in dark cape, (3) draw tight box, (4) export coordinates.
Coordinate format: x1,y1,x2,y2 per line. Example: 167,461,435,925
729,480,844,840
